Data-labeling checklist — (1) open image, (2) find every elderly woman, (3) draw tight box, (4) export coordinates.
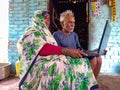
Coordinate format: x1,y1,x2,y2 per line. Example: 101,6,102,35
17,10,98,90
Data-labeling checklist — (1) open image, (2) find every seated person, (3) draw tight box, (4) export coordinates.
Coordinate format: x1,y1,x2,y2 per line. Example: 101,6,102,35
53,10,103,79
17,10,99,90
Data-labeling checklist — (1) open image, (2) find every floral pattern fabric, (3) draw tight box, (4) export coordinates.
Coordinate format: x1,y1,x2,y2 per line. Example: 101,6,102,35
17,10,98,90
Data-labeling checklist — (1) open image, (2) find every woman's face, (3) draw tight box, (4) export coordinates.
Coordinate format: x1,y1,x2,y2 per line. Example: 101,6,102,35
62,16,75,33
43,13,50,28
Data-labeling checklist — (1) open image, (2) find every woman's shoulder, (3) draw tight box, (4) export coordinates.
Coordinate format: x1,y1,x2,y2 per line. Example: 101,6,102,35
24,26,38,34
18,26,37,41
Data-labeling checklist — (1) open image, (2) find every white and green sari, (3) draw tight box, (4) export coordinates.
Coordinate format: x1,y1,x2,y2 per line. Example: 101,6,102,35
17,10,98,90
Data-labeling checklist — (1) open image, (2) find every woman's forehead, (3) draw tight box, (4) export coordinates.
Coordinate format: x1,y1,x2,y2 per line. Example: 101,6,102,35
43,13,50,19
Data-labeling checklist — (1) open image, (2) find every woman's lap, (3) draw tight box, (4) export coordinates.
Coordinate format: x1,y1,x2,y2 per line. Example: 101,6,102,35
21,57,98,90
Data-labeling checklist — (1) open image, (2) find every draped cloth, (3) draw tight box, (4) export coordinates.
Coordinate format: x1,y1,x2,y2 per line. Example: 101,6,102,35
17,10,99,90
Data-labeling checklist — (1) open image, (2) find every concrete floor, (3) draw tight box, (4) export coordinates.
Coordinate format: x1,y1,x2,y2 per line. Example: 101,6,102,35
97,74,120,90
0,75,19,90
0,74,120,90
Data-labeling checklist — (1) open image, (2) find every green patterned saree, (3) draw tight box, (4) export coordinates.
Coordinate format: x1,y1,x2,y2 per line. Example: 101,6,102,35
17,10,98,90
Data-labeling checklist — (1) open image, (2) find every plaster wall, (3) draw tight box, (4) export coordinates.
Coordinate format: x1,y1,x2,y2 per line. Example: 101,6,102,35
89,0,120,74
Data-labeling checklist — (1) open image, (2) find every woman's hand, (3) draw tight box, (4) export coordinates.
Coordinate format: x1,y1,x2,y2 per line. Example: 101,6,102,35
62,48,88,58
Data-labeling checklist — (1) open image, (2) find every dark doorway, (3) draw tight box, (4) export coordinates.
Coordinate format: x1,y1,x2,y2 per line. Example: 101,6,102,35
48,0,89,49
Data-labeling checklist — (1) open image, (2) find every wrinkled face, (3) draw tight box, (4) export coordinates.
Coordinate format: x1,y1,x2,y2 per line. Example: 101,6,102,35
43,13,50,28
62,16,75,33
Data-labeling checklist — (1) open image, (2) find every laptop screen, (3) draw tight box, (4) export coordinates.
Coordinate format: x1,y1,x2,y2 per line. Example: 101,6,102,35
98,20,112,54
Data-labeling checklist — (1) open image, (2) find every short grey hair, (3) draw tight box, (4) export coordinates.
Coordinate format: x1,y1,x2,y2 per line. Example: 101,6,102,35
60,10,74,22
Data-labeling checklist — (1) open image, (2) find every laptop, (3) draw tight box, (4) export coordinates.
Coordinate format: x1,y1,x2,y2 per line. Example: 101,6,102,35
83,20,111,58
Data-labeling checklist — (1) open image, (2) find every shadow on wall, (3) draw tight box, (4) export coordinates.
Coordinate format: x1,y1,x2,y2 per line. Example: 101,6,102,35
112,63,120,74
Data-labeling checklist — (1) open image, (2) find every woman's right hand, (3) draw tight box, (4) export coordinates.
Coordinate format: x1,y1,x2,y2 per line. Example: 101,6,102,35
62,48,88,58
